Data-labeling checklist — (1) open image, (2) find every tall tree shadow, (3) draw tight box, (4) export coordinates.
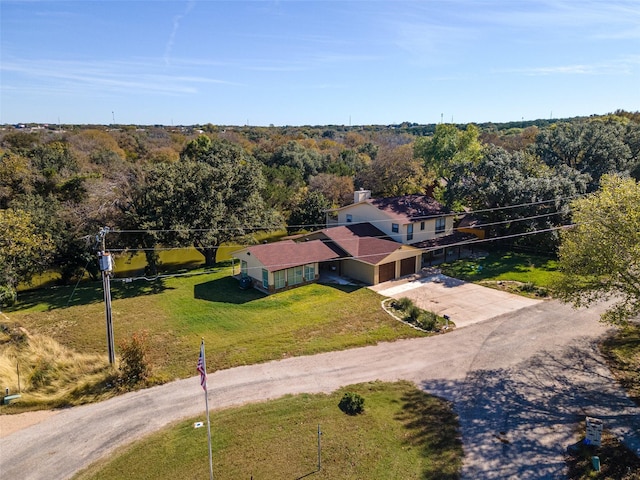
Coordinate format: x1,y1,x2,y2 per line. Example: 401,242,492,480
12,278,172,311
396,388,463,479
420,338,640,479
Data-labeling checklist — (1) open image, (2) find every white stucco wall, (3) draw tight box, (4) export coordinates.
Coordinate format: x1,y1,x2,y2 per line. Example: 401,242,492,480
336,203,455,244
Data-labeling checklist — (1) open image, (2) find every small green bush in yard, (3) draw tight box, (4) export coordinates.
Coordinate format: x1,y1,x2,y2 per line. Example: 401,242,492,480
396,297,414,310
339,391,365,415
418,312,437,331
405,305,421,323
117,331,151,388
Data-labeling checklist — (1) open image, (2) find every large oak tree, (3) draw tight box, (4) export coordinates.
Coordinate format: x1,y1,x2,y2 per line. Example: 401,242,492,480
121,137,281,269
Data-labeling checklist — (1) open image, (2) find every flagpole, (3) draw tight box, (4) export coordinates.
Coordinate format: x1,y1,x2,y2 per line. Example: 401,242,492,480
200,338,214,480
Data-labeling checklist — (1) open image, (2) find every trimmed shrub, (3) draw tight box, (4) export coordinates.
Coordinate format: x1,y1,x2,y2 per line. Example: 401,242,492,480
338,392,365,415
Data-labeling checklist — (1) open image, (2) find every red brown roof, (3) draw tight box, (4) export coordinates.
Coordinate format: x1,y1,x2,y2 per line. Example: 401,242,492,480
319,224,412,265
243,240,339,272
368,195,452,222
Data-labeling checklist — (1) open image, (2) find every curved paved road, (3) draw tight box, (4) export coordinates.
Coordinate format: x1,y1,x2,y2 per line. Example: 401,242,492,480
2,300,639,479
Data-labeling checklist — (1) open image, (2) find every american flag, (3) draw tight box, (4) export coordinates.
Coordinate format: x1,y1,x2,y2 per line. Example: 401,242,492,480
197,340,207,390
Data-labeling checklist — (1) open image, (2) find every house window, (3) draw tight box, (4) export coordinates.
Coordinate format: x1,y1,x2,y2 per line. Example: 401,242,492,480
407,224,414,241
435,217,446,234
241,260,248,278
346,214,352,223
287,266,303,285
391,223,399,233
262,269,269,289
420,221,425,231
304,264,315,281
274,270,286,289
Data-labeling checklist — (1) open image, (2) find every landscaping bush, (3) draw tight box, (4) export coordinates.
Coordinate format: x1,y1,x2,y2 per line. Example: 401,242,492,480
417,312,437,331
118,331,151,388
338,391,365,415
404,305,421,323
396,297,414,310
519,282,536,292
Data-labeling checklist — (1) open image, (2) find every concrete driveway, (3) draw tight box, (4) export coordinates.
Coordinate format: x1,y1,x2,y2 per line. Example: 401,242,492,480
371,273,542,328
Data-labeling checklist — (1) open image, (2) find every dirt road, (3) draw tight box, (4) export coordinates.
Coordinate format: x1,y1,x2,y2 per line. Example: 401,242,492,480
1,300,639,479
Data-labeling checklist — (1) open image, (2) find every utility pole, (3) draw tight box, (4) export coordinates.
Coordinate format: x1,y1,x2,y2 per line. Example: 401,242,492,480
97,227,115,364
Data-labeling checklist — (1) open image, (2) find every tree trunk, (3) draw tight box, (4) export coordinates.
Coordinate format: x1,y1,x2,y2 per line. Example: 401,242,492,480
195,242,218,267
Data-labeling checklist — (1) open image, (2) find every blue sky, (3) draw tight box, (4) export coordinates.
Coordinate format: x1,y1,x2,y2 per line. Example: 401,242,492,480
1,0,639,126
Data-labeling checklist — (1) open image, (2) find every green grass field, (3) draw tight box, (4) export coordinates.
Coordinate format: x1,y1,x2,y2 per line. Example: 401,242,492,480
73,381,462,480
5,265,424,390
440,251,561,289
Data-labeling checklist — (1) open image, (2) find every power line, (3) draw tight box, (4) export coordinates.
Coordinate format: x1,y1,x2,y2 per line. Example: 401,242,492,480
110,193,584,235
103,208,571,253
108,223,575,279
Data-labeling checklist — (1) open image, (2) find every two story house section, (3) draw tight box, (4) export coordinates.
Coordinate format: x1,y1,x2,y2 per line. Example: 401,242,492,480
328,189,456,245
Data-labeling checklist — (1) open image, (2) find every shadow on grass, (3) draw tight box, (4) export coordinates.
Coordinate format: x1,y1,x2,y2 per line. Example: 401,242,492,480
295,470,319,479
11,278,173,311
419,338,640,479
316,282,363,294
600,324,640,405
194,277,266,304
396,389,462,479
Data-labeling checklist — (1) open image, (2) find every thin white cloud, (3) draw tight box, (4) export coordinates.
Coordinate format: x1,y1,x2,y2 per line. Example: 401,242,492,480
0,58,239,97
497,58,636,76
164,0,197,66
464,0,640,29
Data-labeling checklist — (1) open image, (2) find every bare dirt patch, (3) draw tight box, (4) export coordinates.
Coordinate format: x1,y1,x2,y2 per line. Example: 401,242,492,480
0,409,59,438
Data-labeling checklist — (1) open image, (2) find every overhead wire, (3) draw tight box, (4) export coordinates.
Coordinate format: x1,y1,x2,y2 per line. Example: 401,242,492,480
98,193,585,280
104,207,572,252
110,192,585,235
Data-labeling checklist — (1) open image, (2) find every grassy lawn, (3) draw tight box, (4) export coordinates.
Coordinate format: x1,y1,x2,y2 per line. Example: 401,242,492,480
4,265,423,395
440,251,561,295
601,323,640,405
73,381,462,480
21,227,289,289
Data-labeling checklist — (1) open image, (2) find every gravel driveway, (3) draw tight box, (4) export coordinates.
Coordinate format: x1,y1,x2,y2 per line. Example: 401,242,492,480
1,300,639,479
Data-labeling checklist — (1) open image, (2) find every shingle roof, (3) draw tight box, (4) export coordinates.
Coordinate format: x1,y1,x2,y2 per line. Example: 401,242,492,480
368,194,453,222
319,223,412,265
243,240,339,272
410,231,479,250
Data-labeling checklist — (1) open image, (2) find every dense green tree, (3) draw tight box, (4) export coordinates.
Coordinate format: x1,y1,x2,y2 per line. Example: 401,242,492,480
555,175,640,325
414,123,483,185
534,119,635,190
268,141,328,180
122,138,281,267
0,151,32,208
447,146,589,249
287,190,330,234
261,165,305,211
180,134,212,162
0,208,54,305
